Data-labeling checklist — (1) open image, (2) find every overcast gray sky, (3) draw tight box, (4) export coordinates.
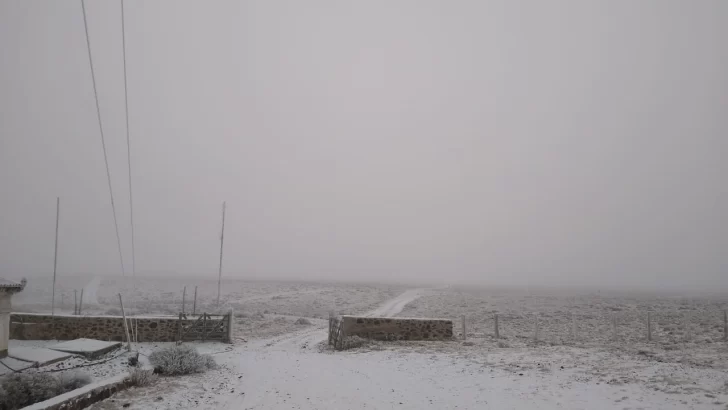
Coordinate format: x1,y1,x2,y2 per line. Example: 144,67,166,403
1,0,726,290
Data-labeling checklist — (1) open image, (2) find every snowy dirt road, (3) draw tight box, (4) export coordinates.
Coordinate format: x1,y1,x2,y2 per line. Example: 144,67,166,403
216,327,717,410
364,288,426,317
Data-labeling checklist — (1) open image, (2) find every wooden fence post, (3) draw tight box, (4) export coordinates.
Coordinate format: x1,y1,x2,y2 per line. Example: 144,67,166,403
177,312,183,343
118,294,131,351
226,309,234,344
193,286,198,315
494,313,500,339
647,312,652,341
461,315,467,340
328,311,334,345
203,313,207,342
74,290,78,315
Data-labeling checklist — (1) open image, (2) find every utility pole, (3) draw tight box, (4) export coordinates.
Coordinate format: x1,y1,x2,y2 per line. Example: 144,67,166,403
52,197,60,316
217,201,226,308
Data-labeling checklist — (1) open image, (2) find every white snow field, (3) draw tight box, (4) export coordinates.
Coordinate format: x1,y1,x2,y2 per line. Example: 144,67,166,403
75,284,728,410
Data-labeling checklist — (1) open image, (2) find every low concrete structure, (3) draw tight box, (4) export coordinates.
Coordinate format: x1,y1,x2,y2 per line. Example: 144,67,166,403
24,373,130,410
0,277,26,358
50,338,121,359
0,356,35,374
8,346,72,366
341,316,453,341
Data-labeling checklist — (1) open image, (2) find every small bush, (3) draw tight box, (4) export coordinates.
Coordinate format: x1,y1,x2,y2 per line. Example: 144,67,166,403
0,372,91,410
203,355,218,370
294,318,311,326
58,372,92,392
148,345,216,376
127,368,157,387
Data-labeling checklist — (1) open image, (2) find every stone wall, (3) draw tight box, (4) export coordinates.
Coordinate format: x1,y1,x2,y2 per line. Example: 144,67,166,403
10,313,231,343
341,316,453,341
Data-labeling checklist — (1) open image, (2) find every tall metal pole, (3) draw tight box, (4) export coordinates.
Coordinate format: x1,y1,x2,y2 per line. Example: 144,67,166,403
52,197,60,316
217,201,226,308
193,286,198,315
119,294,131,351
182,286,187,314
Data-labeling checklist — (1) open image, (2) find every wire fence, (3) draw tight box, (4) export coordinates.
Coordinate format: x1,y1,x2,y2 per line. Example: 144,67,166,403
458,310,728,345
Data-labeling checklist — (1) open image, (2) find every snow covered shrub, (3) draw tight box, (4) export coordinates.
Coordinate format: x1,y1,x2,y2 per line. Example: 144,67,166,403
58,371,92,392
0,372,91,410
203,354,218,370
127,368,157,387
149,345,216,376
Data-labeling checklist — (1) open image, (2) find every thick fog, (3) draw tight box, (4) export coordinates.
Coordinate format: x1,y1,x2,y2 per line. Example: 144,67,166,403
1,1,726,290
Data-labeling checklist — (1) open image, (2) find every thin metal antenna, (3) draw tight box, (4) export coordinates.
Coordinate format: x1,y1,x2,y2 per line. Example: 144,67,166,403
217,201,226,308
121,0,136,277
81,0,126,276
52,197,60,316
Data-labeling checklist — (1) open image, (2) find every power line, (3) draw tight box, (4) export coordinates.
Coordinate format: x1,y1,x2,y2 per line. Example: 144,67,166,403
121,0,136,277
81,0,126,276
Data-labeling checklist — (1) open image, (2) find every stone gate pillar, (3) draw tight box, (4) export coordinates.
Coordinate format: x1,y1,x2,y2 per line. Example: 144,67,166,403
0,278,26,358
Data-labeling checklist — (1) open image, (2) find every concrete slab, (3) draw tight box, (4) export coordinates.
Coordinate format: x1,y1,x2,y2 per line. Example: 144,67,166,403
8,346,72,366
0,357,36,374
49,338,122,359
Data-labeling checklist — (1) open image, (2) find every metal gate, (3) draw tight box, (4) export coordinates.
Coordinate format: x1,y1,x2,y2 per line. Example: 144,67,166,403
179,312,231,342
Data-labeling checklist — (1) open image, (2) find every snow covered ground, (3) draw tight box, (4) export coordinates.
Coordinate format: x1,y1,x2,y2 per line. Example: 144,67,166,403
7,280,728,409
76,286,728,410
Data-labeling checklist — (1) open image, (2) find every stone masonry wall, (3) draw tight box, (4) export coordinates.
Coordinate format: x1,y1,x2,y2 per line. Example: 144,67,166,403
10,313,229,343
341,316,453,341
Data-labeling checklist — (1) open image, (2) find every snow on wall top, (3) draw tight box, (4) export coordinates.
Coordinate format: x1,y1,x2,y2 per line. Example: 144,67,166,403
0,277,23,288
